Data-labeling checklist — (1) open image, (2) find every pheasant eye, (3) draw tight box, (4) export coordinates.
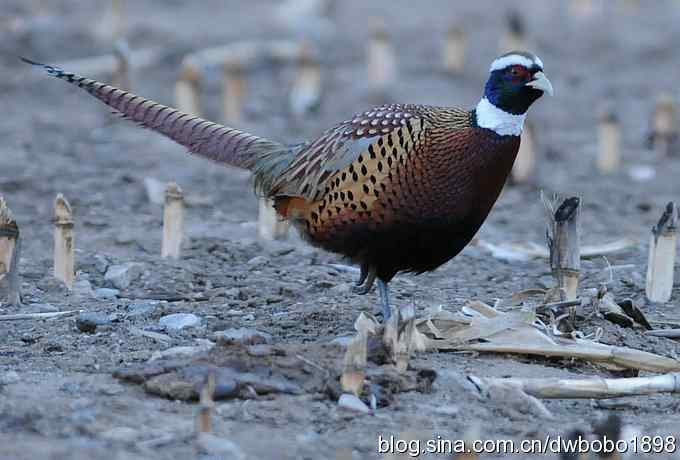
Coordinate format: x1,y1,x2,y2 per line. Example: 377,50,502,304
508,66,525,77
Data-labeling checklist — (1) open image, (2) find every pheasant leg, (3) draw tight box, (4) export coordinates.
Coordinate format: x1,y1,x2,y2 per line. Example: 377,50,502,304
377,280,391,320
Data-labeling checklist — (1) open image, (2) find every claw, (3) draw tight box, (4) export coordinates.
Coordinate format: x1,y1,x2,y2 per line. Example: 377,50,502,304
352,266,376,295
355,263,368,287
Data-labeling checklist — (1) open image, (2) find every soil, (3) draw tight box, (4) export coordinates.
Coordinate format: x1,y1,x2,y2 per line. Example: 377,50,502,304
2,1,680,459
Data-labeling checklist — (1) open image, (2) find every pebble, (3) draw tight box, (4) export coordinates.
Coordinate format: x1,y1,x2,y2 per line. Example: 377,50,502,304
329,283,352,294
329,335,354,348
149,343,214,361
196,433,245,459
100,426,140,443
434,405,460,416
247,255,269,268
93,254,110,274
338,394,371,414
159,313,201,331
126,303,157,318
29,303,59,313
246,344,274,357
94,288,120,299
223,287,241,298
36,276,67,293
0,371,20,385
628,164,656,182
214,327,271,345
76,312,113,333
72,278,94,299
105,263,144,290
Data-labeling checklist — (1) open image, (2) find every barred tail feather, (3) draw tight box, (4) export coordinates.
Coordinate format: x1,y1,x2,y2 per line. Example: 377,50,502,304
21,57,294,195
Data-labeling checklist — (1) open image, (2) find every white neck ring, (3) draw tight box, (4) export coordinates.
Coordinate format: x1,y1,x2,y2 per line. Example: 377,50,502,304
475,97,525,136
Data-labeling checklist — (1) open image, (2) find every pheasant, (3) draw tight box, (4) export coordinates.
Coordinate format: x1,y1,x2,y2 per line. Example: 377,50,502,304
23,50,552,319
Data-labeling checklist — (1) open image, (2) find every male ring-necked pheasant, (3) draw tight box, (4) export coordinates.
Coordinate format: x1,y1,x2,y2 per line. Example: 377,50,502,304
24,51,552,319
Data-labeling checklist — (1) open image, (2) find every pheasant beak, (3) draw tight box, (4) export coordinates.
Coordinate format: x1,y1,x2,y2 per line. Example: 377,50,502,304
526,71,554,96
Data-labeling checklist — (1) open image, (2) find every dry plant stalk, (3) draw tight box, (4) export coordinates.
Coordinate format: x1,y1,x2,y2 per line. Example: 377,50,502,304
442,25,466,74
223,61,246,123
367,20,396,95
258,197,289,241
0,197,21,305
646,329,680,339
162,183,185,259
341,330,368,396
175,58,201,116
469,372,680,399
113,39,132,91
512,121,536,183
197,372,215,434
188,40,304,70
417,302,680,372
96,0,126,42
545,196,581,301
0,310,80,322
499,11,525,53
383,305,417,373
569,0,595,18
646,202,677,303
651,93,676,156
54,194,75,290
289,44,322,117
597,111,620,173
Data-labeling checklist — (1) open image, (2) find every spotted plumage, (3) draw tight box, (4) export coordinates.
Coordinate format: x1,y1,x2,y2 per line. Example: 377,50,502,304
23,51,552,319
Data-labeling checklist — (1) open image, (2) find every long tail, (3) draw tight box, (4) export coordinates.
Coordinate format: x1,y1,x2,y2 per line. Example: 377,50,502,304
22,57,295,194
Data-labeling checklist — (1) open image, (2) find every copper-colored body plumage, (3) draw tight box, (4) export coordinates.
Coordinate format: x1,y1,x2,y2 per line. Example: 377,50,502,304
274,105,519,282
24,59,521,286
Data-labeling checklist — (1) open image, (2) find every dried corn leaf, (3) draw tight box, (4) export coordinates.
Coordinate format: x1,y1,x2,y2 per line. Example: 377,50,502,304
418,303,680,373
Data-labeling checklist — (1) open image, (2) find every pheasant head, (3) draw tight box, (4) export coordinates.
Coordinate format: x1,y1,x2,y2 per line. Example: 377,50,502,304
476,51,553,136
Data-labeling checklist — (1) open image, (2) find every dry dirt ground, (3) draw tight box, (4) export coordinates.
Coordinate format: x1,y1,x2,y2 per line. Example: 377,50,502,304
2,1,680,459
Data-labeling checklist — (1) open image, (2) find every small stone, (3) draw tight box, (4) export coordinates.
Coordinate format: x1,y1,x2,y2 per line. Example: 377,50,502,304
149,343,214,361
93,254,110,274
196,433,245,459
434,405,459,416
126,303,157,318
0,371,20,385
159,313,201,331
94,288,120,299
246,344,274,357
224,287,241,298
628,164,656,182
338,394,371,414
76,312,112,333
329,335,354,348
29,303,59,313
97,384,123,396
247,255,268,268
36,276,67,293
329,283,352,294
105,263,144,290
214,327,271,345
242,314,255,321
100,426,140,443
72,278,94,299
